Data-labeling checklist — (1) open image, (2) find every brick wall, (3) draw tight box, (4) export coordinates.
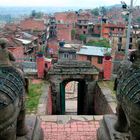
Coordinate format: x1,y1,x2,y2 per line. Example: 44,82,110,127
77,54,104,71
8,47,24,62
103,58,112,80
36,56,45,78
56,24,72,42
48,39,59,55
94,84,116,114
55,12,77,24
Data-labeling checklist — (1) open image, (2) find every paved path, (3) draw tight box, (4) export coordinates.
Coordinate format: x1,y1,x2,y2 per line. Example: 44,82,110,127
40,115,102,140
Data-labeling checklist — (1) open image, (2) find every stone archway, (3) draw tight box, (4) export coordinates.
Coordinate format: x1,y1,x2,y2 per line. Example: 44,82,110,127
60,79,86,115
48,60,99,115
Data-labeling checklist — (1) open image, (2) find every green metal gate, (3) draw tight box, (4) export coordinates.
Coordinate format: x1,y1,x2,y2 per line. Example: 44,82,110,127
60,83,65,114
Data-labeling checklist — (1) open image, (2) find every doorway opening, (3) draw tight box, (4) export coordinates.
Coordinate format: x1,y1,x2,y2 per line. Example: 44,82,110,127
60,80,86,115
65,81,78,115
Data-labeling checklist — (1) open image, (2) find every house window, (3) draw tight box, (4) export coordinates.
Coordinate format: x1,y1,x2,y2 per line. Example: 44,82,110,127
110,27,114,31
87,56,92,61
130,37,132,43
129,44,132,49
84,26,87,29
118,37,122,43
118,44,122,51
98,56,103,64
63,53,69,59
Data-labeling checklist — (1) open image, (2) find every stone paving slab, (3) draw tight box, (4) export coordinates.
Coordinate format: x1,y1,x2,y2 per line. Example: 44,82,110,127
39,115,103,123
40,115,100,140
41,117,100,140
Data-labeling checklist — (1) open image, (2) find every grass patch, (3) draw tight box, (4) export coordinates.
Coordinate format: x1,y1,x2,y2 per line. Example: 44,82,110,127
26,81,43,113
98,80,116,95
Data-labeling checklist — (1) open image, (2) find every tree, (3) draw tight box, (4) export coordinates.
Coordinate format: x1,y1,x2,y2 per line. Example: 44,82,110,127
71,29,76,40
136,17,140,23
31,10,43,19
79,34,87,43
100,7,107,16
86,38,111,48
31,10,36,17
91,8,99,16
35,12,43,19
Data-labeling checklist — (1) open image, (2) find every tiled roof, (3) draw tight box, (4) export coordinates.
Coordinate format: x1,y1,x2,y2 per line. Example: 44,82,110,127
20,18,46,31
4,23,17,31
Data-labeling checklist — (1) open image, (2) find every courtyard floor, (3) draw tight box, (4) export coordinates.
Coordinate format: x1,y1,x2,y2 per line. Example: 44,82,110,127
40,115,101,140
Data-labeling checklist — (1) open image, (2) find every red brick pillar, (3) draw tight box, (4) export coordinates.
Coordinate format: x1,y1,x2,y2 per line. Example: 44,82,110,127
103,57,112,80
36,56,45,78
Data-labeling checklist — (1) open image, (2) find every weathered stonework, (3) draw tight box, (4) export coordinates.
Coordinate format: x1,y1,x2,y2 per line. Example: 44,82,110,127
48,58,99,114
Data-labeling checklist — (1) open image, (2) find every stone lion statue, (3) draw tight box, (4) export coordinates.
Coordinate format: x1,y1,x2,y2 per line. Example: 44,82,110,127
0,38,28,140
114,39,140,140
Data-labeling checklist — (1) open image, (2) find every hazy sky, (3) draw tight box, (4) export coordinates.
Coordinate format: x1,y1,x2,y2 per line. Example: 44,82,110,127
0,0,139,7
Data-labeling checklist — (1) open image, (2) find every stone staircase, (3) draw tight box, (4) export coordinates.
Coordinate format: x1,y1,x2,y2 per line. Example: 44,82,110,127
39,115,102,140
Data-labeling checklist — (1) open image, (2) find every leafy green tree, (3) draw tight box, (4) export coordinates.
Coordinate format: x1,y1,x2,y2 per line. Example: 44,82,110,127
86,38,111,48
79,34,87,43
71,29,76,40
100,7,107,15
31,10,36,17
35,12,43,18
31,10,43,19
91,8,99,16
136,17,140,23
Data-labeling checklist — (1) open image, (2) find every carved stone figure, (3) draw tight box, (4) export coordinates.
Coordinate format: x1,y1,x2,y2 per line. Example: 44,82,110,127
114,39,140,140
0,38,15,66
0,38,28,140
97,39,140,140
0,66,28,140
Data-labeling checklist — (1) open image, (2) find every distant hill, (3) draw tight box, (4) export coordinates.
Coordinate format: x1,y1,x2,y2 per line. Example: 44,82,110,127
0,7,81,17
107,4,122,9
0,5,123,17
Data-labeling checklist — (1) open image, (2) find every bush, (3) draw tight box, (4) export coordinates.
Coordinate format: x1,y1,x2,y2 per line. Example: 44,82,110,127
86,38,111,48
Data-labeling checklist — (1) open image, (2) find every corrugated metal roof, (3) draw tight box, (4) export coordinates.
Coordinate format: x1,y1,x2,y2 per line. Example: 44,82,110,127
77,46,111,56
15,38,32,45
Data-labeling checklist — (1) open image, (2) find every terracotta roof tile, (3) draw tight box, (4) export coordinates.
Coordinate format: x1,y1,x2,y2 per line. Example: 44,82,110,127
20,18,46,31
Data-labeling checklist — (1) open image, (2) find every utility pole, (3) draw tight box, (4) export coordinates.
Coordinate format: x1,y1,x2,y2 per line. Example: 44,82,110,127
100,7,103,39
100,15,103,39
125,0,133,60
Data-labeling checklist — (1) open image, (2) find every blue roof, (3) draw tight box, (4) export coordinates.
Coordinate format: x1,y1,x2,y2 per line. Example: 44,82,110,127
77,46,111,57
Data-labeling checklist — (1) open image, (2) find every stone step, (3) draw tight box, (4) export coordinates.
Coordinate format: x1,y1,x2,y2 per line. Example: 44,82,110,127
40,115,101,140
39,115,103,124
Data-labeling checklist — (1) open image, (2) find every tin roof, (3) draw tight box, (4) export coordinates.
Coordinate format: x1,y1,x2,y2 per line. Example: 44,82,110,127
77,46,111,56
15,38,32,45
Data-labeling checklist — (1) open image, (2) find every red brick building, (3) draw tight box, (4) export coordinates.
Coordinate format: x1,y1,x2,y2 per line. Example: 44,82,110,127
56,23,73,42
92,23,126,39
102,23,125,38
54,12,77,24
76,11,93,36
77,45,111,72
19,18,46,31
48,39,59,57
8,46,25,62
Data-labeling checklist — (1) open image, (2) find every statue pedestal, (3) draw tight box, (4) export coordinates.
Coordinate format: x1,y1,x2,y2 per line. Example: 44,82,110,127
17,115,43,140
97,115,130,140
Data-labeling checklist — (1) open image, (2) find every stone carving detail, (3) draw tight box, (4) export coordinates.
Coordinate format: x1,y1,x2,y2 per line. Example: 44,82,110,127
98,39,140,140
114,39,140,140
0,66,28,140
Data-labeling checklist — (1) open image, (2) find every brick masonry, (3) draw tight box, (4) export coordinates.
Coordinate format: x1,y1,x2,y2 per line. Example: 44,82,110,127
40,116,100,140
36,57,45,78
